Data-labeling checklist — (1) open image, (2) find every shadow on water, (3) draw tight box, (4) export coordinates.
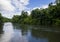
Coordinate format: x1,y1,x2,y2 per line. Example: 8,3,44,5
13,23,60,42
13,24,29,35
0,24,3,34
20,25,28,35
31,28,60,42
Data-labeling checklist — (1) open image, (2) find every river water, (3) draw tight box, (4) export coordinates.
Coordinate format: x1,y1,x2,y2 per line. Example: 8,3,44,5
0,22,60,42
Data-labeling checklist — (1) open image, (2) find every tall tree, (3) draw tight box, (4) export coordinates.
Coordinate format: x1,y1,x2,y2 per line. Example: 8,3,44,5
0,13,3,33
56,0,60,4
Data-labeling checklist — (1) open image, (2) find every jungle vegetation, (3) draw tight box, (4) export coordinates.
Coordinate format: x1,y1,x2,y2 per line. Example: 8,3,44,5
12,0,60,26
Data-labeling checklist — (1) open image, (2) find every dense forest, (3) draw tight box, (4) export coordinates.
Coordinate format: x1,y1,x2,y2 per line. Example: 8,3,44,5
0,0,60,26
12,0,60,26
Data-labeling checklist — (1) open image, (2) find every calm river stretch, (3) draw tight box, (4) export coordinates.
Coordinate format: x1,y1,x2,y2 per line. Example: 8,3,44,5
0,22,60,42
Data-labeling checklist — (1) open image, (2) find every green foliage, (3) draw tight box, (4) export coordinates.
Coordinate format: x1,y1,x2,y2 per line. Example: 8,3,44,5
12,11,28,24
12,15,20,23
0,13,3,24
12,1,60,26
0,13,3,32
56,0,60,4
2,17,11,22
55,19,60,25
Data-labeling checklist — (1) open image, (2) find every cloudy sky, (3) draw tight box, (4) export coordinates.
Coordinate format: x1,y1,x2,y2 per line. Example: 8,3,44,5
0,0,55,18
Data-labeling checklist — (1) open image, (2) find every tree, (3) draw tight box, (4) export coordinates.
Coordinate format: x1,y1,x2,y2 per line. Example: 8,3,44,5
11,1,60,26
21,11,28,18
56,0,60,4
12,15,20,23
18,11,28,24
0,13,3,24
0,13,3,33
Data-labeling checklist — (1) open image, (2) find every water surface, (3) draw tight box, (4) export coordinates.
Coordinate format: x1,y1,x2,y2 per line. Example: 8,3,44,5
0,22,60,42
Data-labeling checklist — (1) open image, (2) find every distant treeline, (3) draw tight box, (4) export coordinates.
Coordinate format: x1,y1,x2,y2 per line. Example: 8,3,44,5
0,13,12,32
0,14,11,23
12,1,60,26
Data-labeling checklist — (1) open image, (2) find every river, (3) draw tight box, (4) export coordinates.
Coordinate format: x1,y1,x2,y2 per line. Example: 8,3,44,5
0,22,60,42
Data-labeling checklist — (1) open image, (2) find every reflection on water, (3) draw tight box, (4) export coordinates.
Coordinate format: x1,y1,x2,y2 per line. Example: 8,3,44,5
20,25,29,35
0,22,14,42
31,29,60,42
0,24,3,34
0,22,60,42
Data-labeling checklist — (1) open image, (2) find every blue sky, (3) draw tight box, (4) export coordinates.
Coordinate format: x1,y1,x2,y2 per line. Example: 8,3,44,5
27,0,55,9
0,0,55,18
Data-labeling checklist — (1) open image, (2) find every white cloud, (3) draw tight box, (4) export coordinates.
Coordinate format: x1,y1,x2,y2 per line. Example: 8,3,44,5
27,5,48,15
27,11,31,15
0,0,30,18
2,12,21,18
20,0,29,5
32,5,48,10
0,0,15,11
2,14,13,18
12,0,29,11
41,5,48,9
33,7,40,10
52,3,56,5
